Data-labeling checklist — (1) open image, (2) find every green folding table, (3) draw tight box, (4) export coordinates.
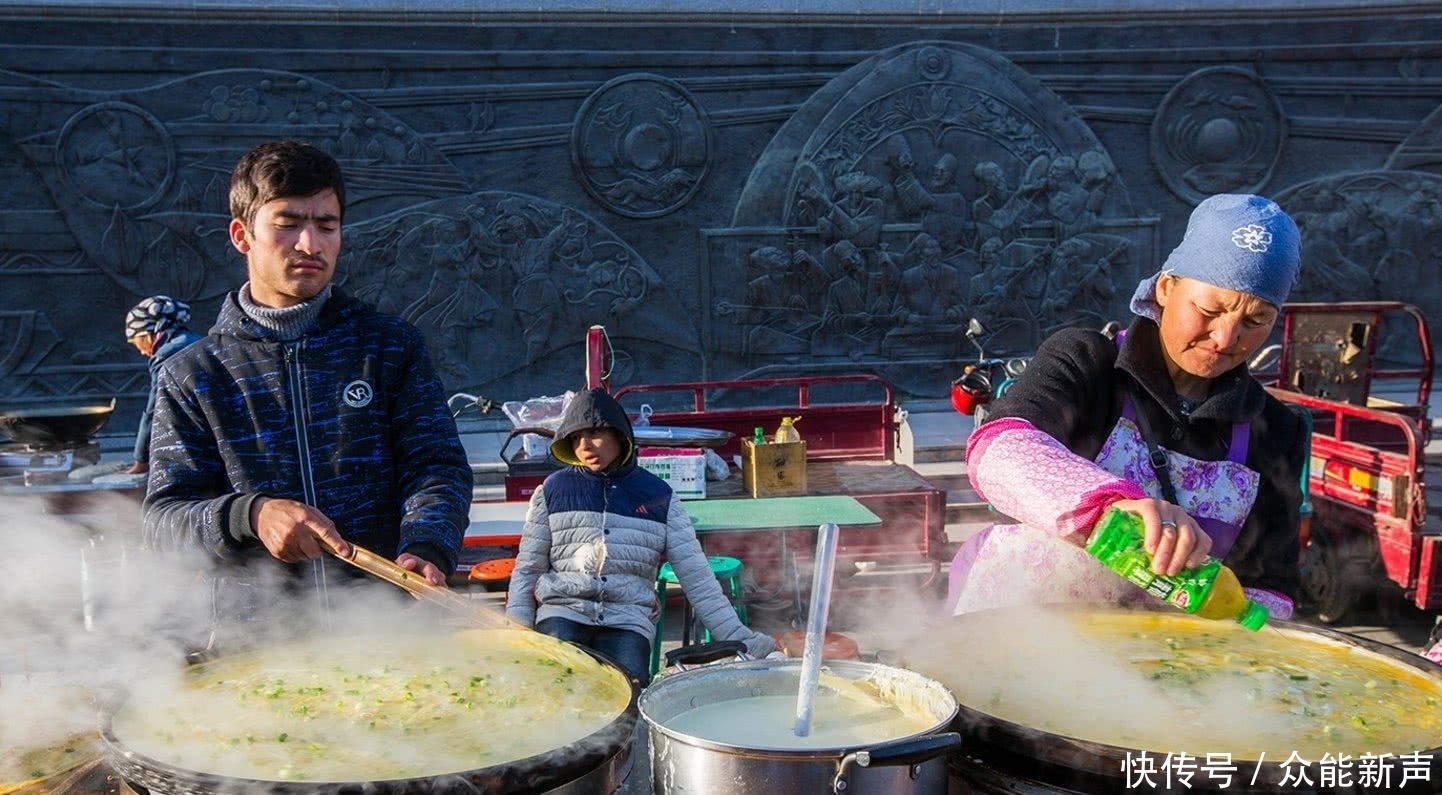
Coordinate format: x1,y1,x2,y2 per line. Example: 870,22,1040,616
685,495,881,625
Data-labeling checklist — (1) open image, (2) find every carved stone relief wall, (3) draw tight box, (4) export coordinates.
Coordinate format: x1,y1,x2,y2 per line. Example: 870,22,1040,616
1,6,1441,431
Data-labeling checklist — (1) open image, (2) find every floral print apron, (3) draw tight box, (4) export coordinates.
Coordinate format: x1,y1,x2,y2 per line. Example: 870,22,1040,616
948,400,1259,616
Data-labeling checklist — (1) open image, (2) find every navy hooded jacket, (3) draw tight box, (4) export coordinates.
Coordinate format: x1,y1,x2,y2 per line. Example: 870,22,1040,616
142,288,472,580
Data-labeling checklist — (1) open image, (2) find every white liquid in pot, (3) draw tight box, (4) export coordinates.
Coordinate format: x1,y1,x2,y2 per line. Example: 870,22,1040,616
664,692,935,749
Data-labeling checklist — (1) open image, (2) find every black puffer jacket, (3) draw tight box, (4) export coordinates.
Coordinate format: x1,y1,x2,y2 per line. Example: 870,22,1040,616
142,289,472,580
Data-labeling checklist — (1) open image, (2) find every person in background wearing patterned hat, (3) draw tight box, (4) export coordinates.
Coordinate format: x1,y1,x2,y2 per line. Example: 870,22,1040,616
945,194,1308,623
123,296,204,475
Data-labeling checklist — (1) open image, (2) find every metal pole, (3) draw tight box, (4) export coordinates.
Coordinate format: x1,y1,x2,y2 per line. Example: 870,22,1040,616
794,521,838,737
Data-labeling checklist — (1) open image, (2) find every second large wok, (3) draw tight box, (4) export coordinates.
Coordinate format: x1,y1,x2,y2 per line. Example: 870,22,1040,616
901,604,1442,794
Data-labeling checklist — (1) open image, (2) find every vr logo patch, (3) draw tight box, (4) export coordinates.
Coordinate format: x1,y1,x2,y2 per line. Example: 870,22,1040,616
343,380,374,408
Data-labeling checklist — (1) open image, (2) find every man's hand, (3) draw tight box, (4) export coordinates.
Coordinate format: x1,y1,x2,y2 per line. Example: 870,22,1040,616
252,497,352,563
397,552,448,587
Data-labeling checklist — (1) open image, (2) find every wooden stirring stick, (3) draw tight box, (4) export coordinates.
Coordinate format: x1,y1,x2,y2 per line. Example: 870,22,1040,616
333,544,513,630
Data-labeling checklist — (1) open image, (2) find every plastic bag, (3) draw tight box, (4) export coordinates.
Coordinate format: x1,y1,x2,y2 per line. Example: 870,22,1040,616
703,448,731,481
502,391,575,458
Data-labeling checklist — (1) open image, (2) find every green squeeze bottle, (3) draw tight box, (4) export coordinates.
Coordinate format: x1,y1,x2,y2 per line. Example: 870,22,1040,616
1085,507,1269,632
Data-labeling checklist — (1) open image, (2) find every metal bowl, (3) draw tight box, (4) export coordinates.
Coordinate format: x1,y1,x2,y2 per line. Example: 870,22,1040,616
0,400,116,445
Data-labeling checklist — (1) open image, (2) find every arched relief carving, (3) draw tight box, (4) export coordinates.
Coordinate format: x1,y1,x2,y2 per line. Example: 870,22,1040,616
719,41,1154,391
1276,171,1442,359
0,68,467,404
0,64,701,409
336,192,694,392
1151,66,1286,203
571,73,712,219
1388,102,1442,174
11,69,463,303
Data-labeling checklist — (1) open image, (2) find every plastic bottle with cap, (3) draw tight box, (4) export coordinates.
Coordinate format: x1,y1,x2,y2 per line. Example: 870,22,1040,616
751,426,767,446
1085,507,1269,632
773,416,802,444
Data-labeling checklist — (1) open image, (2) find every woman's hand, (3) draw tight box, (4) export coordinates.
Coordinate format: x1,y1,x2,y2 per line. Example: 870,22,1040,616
1107,498,1212,576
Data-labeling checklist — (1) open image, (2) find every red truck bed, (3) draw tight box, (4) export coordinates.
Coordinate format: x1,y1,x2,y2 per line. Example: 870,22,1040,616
1266,302,1442,618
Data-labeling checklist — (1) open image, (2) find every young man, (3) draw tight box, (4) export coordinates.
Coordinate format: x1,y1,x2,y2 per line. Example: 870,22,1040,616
142,141,473,636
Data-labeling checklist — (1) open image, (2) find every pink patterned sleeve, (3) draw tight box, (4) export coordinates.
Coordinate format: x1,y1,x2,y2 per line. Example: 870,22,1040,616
1423,642,1442,666
966,418,1146,539
1242,588,1294,621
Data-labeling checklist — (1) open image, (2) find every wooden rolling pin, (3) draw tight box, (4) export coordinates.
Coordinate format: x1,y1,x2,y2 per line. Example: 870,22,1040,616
333,543,513,630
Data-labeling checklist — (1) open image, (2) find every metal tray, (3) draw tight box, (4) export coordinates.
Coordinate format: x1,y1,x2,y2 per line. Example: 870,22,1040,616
634,426,733,448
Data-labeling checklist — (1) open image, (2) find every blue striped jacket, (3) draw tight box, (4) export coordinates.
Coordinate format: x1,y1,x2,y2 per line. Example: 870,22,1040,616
142,289,472,580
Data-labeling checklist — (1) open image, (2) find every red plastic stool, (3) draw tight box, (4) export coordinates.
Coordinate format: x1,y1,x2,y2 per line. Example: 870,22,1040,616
468,557,516,590
773,630,861,660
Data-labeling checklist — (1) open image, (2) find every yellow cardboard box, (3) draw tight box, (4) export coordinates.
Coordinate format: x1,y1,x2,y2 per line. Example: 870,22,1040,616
741,438,807,497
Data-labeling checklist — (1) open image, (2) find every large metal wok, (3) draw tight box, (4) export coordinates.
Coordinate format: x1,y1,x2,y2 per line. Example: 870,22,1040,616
901,604,1442,794
101,627,638,795
0,401,116,446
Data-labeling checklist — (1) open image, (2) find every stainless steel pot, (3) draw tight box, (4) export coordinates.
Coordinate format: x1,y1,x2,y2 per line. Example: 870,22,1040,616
639,658,960,795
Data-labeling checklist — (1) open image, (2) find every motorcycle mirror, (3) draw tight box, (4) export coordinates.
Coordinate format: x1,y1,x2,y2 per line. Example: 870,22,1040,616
965,318,988,360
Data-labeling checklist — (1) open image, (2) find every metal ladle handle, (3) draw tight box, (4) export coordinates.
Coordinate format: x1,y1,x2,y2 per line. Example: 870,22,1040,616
794,522,840,737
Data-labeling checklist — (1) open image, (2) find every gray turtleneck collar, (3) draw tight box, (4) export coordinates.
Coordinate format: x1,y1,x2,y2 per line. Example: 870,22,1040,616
239,283,332,341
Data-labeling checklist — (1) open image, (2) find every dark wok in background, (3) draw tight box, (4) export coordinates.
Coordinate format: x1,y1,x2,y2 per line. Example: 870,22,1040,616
0,401,116,445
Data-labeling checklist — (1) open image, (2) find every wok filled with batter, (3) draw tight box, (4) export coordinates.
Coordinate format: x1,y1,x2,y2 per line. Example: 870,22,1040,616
908,606,1442,762
103,628,635,785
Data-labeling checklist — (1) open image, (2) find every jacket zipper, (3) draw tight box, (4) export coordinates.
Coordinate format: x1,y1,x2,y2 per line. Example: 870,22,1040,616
286,342,330,608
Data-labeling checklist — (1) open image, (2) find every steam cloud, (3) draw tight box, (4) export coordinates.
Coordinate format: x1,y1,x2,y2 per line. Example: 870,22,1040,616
1,492,211,777
0,492,505,781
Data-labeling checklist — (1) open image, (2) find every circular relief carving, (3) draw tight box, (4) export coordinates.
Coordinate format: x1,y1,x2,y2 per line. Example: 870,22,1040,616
571,74,712,219
57,101,176,210
1151,66,1285,204
916,45,951,81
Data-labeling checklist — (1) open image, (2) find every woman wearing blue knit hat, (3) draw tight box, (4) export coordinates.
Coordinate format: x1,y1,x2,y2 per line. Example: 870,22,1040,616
945,194,1308,623
123,295,204,474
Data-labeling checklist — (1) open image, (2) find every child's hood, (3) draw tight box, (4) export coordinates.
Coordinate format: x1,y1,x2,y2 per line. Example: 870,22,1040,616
548,387,636,466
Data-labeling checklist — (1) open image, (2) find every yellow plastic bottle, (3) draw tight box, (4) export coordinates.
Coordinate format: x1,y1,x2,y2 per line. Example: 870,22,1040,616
1194,564,1252,622
1085,507,1269,631
774,416,802,444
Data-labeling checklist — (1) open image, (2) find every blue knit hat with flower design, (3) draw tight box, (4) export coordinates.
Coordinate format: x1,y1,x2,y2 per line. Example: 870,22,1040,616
1130,194,1301,322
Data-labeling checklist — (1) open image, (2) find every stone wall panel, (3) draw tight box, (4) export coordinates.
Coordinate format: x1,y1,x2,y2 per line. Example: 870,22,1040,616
0,5,1438,433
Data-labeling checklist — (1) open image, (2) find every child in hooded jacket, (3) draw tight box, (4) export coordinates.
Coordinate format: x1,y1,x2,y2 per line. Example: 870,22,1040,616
506,387,777,684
